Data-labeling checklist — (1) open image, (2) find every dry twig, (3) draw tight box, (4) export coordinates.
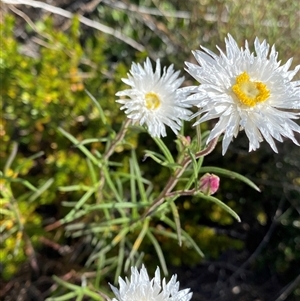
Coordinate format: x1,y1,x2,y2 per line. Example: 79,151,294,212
2,0,146,52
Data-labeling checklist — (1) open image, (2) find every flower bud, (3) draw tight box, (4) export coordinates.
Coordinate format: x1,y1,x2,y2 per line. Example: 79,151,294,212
199,173,220,195
178,134,191,147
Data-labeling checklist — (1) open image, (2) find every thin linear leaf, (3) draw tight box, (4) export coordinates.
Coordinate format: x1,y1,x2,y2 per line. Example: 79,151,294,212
101,165,123,203
143,151,181,169
2,177,37,192
196,123,202,151
58,127,99,166
200,166,260,192
61,188,95,223
29,178,54,202
4,142,18,174
188,148,198,189
86,202,148,211
151,227,184,240
75,292,84,301
125,218,149,270
147,230,168,275
45,291,78,301
131,150,147,203
87,227,130,265
94,253,105,290
52,275,81,291
162,216,205,258
170,202,182,246
115,237,125,284
86,158,97,185
76,138,108,146
14,151,45,174
85,89,107,125
152,137,175,164
197,192,241,222
182,156,204,191
129,156,138,218
59,185,91,192
81,288,104,301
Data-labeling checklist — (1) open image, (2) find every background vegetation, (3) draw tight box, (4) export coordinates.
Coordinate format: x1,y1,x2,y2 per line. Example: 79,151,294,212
1,0,299,300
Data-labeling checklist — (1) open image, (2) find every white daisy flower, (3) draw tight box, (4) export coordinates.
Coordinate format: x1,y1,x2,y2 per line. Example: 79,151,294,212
116,58,193,137
109,265,193,301
185,34,300,154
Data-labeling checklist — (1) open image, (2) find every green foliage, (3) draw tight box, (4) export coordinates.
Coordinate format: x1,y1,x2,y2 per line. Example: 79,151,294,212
0,14,128,280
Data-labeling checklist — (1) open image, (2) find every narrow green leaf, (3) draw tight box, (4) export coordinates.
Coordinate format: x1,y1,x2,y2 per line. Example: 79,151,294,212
147,230,168,275
86,202,148,211
59,185,91,192
143,151,180,169
188,148,198,189
94,253,105,290
143,151,167,165
162,216,205,258
101,165,123,203
45,291,78,301
4,142,18,174
152,137,175,164
75,292,84,301
0,209,14,217
200,166,261,192
198,193,241,222
179,156,204,191
3,177,37,192
131,150,147,203
115,237,125,284
196,123,202,151
86,158,97,186
52,275,81,291
61,188,95,223
125,218,149,270
29,178,54,202
87,227,130,264
76,138,108,146
85,89,107,125
1,226,18,241
81,288,104,301
170,202,182,246
58,127,99,167
14,151,44,174
151,227,183,240
129,156,138,218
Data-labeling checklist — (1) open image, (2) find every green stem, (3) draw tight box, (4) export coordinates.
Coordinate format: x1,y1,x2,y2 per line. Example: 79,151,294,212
143,136,219,217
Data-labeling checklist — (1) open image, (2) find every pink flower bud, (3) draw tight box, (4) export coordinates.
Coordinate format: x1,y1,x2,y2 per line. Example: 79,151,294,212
199,173,220,195
178,134,191,147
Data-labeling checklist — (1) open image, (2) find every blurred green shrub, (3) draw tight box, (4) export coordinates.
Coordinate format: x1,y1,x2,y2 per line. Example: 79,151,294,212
0,14,130,279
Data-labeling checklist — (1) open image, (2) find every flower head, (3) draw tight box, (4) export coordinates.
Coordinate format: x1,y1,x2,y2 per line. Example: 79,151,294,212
109,265,192,301
116,58,192,137
185,34,300,154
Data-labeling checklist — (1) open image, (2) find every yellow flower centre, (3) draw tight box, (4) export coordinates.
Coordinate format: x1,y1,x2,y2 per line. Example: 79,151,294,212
145,92,161,110
232,72,270,107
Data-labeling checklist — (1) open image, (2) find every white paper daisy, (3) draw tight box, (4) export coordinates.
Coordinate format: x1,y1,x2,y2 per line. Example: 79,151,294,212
109,265,193,301
185,34,300,154
116,58,193,137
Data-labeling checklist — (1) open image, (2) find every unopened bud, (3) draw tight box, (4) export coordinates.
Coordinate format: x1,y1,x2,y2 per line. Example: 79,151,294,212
199,173,220,195
178,135,191,147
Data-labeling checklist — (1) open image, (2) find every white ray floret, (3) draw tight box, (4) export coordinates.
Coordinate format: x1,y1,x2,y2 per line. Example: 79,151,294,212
109,265,193,301
185,34,300,154
116,58,193,137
